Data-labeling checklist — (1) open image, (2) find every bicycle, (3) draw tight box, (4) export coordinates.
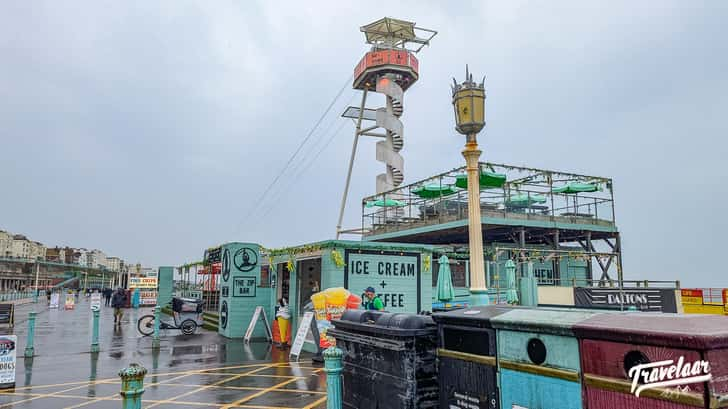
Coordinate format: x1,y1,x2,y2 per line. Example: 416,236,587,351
137,297,202,336
137,313,198,336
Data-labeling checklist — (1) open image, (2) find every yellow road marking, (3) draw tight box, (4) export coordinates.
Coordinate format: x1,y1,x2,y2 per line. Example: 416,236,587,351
145,363,278,409
221,377,303,409
61,373,192,409
301,396,327,409
0,362,324,409
0,381,117,408
157,382,325,395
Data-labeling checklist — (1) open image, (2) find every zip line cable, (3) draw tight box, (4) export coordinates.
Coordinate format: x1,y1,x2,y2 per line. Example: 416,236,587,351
252,90,357,214
244,89,355,224
255,117,351,223
249,92,358,223
232,74,353,237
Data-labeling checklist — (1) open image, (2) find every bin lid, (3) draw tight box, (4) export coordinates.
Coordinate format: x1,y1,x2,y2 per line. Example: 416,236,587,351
431,305,512,328
332,312,436,337
490,307,602,336
573,313,728,349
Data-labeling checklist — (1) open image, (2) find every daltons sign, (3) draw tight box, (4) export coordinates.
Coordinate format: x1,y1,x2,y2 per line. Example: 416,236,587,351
344,249,421,313
574,288,678,313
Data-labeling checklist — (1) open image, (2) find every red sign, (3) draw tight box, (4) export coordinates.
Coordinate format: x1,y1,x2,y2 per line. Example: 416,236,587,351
681,289,703,298
723,289,728,305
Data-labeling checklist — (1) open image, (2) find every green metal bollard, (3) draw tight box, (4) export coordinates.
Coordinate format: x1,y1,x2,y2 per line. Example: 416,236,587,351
324,346,343,409
119,363,147,409
24,311,36,358
152,306,161,349
91,307,100,352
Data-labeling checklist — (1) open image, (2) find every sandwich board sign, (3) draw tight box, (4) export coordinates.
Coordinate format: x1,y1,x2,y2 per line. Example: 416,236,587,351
243,306,272,344
64,293,75,310
49,293,60,309
290,312,314,362
0,335,17,388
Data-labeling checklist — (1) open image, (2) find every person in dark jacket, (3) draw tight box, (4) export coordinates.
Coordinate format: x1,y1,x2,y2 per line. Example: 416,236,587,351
111,288,127,327
103,288,113,306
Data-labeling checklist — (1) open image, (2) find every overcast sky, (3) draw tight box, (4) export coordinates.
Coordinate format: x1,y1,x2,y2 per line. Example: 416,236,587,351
1,1,726,287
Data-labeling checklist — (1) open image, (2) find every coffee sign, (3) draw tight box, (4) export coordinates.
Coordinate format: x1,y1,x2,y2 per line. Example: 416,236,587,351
344,249,421,313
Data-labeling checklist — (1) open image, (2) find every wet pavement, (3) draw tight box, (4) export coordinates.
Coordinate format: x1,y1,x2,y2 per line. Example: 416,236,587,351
0,297,326,408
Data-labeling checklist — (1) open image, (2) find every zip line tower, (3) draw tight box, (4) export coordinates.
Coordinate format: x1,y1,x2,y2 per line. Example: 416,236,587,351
336,17,436,238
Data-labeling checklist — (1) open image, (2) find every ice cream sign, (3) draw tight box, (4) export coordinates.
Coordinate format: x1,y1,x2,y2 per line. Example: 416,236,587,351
344,249,422,313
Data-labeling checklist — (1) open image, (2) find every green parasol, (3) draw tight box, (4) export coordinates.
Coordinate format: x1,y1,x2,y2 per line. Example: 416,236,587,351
435,255,455,302
454,170,507,189
505,259,519,304
411,184,460,199
365,199,406,208
552,182,600,194
506,193,547,207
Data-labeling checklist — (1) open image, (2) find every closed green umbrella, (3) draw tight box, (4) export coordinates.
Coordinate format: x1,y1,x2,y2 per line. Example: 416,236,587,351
454,170,507,189
505,259,519,304
411,184,459,199
552,182,600,194
435,255,455,302
365,198,406,208
506,193,547,207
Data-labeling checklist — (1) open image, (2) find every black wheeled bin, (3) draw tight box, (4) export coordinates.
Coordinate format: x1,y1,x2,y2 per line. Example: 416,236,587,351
328,310,438,409
432,306,512,409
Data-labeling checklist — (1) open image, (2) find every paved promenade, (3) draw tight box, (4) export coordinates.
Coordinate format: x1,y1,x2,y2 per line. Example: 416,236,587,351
0,297,326,408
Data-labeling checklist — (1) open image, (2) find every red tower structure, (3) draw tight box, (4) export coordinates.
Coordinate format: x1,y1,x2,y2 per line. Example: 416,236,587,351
336,17,436,238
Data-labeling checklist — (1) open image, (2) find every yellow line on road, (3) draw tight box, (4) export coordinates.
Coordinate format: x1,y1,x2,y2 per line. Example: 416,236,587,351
221,377,303,409
158,382,324,394
62,373,192,409
0,381,117,408
145,363,278,409
302,396,327,409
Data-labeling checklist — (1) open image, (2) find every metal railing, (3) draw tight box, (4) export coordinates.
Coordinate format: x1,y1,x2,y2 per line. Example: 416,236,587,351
362,162,615,236
0,291,34,302
531,278,680,289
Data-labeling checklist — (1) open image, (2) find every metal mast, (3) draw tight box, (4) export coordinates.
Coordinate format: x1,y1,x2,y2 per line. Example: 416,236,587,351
336,17,436,238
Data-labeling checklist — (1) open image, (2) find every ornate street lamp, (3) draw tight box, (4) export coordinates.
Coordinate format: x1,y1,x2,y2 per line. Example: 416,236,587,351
452,66,489,306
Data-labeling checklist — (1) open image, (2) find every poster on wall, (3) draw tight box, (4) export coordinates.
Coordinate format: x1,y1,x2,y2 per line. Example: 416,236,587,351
344,249,421,314
140,291,157,306
573,288,678,312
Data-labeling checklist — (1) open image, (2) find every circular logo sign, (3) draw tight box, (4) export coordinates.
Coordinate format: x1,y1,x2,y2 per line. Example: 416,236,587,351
234,247,258,272
222,249,230,282
220,300,228,330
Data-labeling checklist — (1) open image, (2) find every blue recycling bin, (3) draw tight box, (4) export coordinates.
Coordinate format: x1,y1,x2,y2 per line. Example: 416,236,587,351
491,308,600,409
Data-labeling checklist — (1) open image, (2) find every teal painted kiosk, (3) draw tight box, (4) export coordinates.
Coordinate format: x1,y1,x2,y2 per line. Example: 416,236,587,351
217,242,272,339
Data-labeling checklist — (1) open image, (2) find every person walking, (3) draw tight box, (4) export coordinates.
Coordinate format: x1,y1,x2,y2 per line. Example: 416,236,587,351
103,288,112,306
111,288,127,327
361,287,384,311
